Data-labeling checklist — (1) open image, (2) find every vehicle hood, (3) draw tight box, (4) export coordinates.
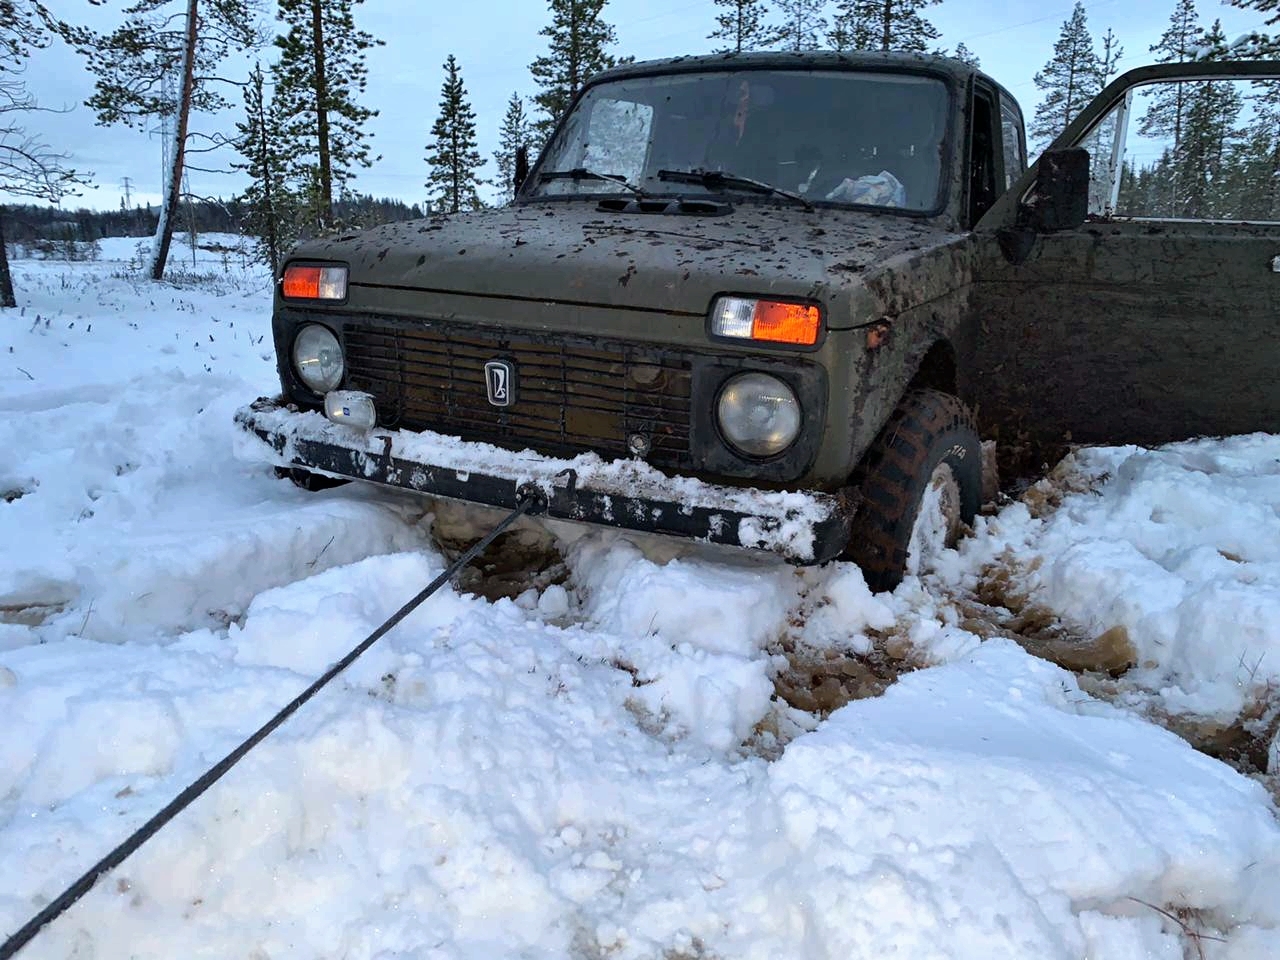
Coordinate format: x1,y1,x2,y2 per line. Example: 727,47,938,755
291,202,959,321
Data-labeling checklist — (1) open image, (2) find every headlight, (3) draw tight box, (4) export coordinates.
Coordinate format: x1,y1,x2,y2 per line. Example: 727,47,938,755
716,372,802,457
291,324,344,393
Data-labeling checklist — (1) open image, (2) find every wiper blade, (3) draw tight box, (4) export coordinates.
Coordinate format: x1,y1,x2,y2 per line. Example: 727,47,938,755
657,168,814,211
536,168,648,196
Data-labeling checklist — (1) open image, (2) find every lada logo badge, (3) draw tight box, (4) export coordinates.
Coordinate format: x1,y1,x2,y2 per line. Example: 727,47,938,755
484,359,515,407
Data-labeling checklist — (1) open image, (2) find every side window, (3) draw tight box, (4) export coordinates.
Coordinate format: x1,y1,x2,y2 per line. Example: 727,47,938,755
1000,96,1026,190
968,87,999,225
1076,76,1279,221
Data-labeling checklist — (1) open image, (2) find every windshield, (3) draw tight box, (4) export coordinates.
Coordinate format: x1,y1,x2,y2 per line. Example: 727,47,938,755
527,69,951,213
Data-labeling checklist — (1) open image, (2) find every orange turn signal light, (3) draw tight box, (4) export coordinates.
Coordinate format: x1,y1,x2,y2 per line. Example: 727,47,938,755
709,296,822,346
281,263,348,301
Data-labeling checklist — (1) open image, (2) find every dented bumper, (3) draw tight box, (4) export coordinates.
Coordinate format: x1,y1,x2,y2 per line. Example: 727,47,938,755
235,397,854,563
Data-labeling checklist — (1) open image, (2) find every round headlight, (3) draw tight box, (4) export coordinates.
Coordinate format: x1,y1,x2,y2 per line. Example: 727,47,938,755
291,324,344,393
716,372,802,458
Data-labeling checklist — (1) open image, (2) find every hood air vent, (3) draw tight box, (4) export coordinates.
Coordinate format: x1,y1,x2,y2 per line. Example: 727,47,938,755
596,197,733,217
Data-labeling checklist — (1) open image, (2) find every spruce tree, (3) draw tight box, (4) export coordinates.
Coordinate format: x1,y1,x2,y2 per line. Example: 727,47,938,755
774,0,827,50
1029,1,1101,149
708,0,780,53
233,62,299,272
827,0,940,53
272,0,382,231
425,55,484,215
57,0,260,280
493,93,533,204
529,0,623,142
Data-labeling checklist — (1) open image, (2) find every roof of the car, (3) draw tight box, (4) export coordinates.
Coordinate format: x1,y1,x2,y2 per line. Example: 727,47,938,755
589,49,989,87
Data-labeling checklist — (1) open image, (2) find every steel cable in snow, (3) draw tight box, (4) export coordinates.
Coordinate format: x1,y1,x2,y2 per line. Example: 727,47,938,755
0,486,547,960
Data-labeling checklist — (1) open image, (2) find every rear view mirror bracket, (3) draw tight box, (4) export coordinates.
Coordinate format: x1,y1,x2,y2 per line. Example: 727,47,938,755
514,145,530,195
998,147,1090,265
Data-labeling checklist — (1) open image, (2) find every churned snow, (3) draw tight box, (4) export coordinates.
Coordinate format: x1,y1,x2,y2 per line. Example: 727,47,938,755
1,238,1278,959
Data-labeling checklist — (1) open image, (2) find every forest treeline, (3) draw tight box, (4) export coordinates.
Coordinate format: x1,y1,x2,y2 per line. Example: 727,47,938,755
3,0,1280,307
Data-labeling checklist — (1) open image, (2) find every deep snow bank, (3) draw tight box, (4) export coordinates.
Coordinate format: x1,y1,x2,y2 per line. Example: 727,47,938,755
2,247,1279,960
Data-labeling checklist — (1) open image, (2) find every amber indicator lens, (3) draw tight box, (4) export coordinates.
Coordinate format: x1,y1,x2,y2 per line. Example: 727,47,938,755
282,264,348,301
710,296,821,346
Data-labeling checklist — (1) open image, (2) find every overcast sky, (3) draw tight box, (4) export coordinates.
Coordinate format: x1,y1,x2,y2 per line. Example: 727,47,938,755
9,0,1273,212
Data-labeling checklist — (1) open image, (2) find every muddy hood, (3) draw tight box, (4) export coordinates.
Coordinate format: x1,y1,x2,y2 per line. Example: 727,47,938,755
291,202,956,319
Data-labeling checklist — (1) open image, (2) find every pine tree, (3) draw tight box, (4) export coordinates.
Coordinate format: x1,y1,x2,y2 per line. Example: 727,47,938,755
1029,1,1101,149
2,1,87,306
272,0,382,231
493,93,533,204
774,0,827,50
1139,0,1203,152
951,42,980,67
425,55,484,215
1228,0,1280,25
708,0,780,53
1085,26,1124,211
529,0,623,142
827,0,940,53
56,0,260,280
233,62,299,272
1228,70,1280,218
1175,21,1242,217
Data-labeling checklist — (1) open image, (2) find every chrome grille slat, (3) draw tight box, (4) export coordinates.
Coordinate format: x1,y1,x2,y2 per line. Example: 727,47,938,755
343,322,693,465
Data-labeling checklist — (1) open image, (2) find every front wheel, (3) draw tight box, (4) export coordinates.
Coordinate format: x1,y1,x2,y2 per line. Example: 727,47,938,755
274,466,350,492
843,389,981,592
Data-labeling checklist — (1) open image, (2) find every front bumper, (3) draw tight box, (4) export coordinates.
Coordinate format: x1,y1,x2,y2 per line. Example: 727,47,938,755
235,397,854,563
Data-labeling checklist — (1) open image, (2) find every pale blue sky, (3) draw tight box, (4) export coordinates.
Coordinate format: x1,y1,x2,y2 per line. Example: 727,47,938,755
10,0,1274,211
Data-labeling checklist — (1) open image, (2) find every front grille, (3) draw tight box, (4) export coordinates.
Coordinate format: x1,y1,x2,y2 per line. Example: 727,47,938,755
342,320,694,467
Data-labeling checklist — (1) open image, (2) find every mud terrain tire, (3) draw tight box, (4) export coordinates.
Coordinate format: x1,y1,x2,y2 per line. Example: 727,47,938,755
844,389,981,592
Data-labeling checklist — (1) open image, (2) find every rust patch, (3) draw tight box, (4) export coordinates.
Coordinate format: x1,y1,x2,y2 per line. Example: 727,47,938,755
865,319,892,350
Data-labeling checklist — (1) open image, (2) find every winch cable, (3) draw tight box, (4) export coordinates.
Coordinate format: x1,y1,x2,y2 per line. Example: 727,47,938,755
0,486,547,960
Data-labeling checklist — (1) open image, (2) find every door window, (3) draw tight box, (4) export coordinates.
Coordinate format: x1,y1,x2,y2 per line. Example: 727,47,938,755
999,96,1026,191
1074,76,1280,221
968,87,1000,225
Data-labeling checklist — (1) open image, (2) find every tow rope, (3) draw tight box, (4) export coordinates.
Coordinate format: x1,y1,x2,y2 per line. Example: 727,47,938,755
0,485,548,960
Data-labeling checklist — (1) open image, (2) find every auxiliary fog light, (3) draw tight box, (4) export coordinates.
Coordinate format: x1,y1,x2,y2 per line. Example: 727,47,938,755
716,372,802,457
323,390,377,431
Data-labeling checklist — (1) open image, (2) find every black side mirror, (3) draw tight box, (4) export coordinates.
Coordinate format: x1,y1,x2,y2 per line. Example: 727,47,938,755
514,145,529,194
1023,147,1089,233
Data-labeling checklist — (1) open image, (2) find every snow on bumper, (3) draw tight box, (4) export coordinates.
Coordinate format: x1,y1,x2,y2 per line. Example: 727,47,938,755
234,397,854,563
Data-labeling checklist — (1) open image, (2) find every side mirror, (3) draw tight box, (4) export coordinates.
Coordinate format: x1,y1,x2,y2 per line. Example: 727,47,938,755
514,145,529,194
1023,147,1089,233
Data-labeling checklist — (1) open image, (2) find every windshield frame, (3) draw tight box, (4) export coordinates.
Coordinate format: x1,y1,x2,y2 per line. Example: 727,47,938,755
518,61,959,220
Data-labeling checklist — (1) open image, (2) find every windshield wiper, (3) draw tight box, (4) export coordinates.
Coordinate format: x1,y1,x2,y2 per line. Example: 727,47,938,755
537,168,648,196
657,168,814,212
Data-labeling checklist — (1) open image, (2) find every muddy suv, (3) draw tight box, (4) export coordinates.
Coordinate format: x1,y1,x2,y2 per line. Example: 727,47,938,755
238,52,1280,589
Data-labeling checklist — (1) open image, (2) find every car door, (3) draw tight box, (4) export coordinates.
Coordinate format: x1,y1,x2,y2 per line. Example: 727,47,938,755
966,60,1280,458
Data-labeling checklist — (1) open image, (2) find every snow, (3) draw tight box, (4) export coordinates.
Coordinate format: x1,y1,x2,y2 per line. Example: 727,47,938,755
239,398,837,561
2,240,1279,959
953,440,1280,722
